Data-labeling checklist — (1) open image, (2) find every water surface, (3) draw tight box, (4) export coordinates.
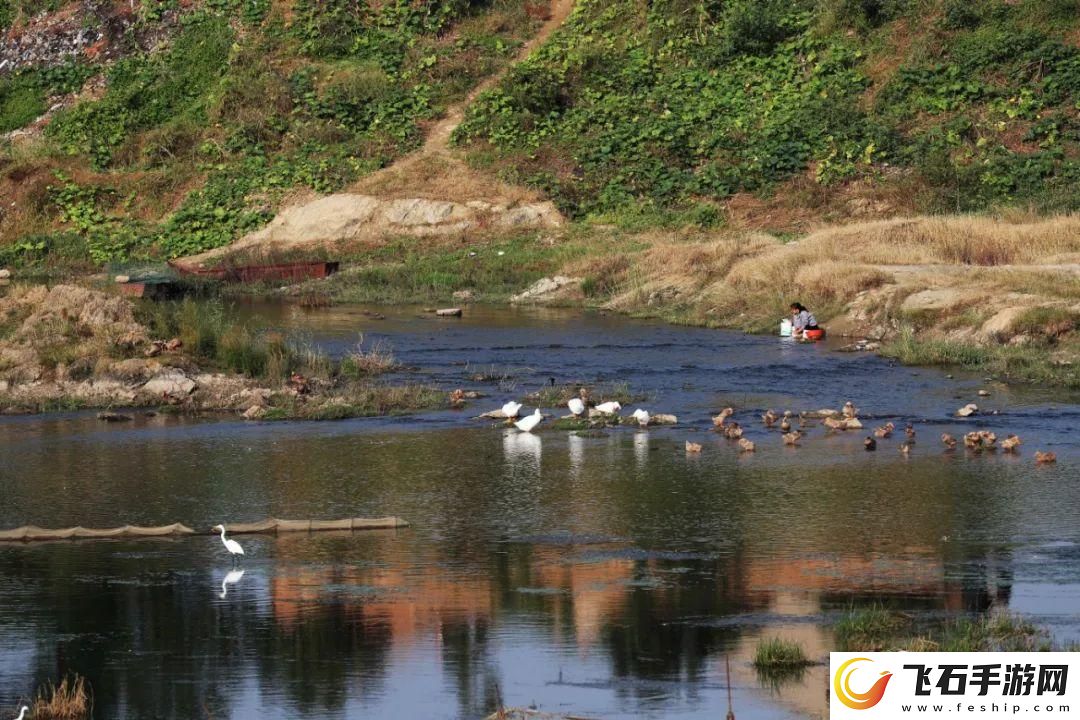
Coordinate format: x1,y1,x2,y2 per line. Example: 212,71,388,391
0,304,1076,719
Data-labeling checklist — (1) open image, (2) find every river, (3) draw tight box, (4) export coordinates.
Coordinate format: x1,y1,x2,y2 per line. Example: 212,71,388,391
1,303,1077,719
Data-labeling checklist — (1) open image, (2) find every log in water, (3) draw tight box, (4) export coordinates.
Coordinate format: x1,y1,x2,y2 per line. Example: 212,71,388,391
0,516,409,541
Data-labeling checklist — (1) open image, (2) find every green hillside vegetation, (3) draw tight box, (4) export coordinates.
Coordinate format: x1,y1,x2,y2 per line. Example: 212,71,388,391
0,0,541,267
456,0,1080,224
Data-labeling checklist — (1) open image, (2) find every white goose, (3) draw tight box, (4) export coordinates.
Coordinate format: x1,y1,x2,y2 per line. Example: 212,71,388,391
631,409,650,427
567,397,586,416
212,524,245,561
595,401,621,415
514,408,543,432
501,401,523,419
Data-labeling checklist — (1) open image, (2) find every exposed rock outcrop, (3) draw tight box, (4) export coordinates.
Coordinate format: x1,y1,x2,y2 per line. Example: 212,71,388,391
511,275,582,304
179,194,564,266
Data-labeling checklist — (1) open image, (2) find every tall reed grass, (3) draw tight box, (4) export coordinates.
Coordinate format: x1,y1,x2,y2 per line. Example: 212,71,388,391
33,674,91,719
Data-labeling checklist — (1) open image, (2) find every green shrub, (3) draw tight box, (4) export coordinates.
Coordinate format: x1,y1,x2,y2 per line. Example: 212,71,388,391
47,18,233,168
454,0,1080,220
0,63,93,132
1011,306,1078,339
942,0,983,30
0,75,46,132
720,0,798,56
218,325,268,376
881,328,991,366
834,605,908,651
177,298,225,359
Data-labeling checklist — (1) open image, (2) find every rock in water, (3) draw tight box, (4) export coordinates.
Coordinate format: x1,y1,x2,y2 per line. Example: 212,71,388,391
97,411,133,422
956,403,979,417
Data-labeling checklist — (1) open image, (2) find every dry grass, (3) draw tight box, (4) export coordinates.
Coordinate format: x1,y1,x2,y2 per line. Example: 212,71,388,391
592,214,1080,335
789,215,1080,266
350,152,542,205
0,284,147,380
339,334,399,377
33,674,91,720
602,231,889,330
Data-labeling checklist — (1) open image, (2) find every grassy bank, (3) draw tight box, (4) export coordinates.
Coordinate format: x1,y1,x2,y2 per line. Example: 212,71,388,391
294,232,596,304
881,328,1080,388
0,284,449,418
834,607,1060,653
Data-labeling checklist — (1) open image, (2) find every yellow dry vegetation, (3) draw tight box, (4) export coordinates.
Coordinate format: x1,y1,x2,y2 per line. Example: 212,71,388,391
588,215,1080,335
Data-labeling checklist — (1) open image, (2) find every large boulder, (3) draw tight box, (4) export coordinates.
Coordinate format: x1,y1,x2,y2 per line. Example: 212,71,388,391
901,288,966,312
142,369,196,398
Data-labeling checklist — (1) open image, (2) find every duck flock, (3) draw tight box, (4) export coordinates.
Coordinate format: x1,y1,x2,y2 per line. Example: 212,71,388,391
489,395,1058,465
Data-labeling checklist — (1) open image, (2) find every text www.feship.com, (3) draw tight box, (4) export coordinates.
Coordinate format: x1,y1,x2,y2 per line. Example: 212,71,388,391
901,703,1071,713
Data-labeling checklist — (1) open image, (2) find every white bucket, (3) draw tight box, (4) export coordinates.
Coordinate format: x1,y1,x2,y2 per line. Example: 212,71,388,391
779,319,793,337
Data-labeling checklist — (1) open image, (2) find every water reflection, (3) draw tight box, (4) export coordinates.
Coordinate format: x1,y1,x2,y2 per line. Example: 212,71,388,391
502,430,542,473
0,304,1078,719
219,568,245,599
0,460,1040,720
633,431,650,469
567,433,585,478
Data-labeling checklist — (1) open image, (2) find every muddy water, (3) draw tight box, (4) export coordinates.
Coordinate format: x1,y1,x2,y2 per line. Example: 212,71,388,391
1,304,1078,720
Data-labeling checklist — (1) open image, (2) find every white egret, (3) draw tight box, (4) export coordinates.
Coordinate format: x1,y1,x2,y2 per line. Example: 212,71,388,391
501,401,523,419
13,706,28,720
595,401,621,415
567,397,585,416
514,408,543,432
212,524,245,561
631,408,650,427
220,568,246,599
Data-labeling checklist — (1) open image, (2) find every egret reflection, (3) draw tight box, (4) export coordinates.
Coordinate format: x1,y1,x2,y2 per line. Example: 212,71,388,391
568,433,585,477
503,429,542,471
219,568,246,599
634,431,649,468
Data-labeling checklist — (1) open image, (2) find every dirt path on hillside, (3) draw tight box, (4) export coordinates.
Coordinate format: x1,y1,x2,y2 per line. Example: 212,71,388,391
420,0,574,155
174,1,576,268
349,0,575,202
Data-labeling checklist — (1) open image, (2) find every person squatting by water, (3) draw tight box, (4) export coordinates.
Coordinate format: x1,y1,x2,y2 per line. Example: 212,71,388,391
789,302,823,340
